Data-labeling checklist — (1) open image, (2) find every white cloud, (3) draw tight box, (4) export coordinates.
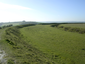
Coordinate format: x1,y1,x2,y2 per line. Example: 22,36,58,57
0,2,32,10
0,2,34,22
0,10,37,22
0,11,22,22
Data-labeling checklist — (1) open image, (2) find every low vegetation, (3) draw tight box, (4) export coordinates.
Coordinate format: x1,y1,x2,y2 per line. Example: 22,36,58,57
59,24,85,28
20,24,85,64
0,21,38,27
57,24,85,34
0,23,85,64
3,24,56,64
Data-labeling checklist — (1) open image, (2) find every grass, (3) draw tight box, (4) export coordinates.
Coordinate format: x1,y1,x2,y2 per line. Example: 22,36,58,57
59,24,85,28
0,24,85,64
2,25,56,64
57,24,85,34
20,25,85,64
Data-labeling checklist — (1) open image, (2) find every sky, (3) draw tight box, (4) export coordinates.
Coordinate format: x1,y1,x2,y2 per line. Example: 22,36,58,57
0,0,85,22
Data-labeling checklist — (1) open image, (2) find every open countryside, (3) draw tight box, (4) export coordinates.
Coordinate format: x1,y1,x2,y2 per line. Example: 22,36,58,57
0,0,85,64
0,23,85,64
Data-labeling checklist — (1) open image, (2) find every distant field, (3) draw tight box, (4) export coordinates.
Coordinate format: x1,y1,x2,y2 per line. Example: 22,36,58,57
0,21,38,27
1,23,21,26
59,24,85,28
57,24,85,34
20,25,85,64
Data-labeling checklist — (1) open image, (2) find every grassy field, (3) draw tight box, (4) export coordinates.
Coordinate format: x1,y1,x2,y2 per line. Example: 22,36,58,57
1,25,56,64
0,24,85,64
59,24,85,28
20,25,85,64
57,24,85,34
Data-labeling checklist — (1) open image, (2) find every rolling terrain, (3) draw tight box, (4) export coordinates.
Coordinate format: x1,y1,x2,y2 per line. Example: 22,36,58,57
20,24,85,64
0,23,85,64
57,23,85,34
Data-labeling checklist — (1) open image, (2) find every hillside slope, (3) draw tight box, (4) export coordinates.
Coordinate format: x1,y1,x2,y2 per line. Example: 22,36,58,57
3,25,56,64
0,24,85,64
20,25,85,64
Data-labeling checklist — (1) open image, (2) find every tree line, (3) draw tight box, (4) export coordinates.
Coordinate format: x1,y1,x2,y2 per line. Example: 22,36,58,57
0,24,13,29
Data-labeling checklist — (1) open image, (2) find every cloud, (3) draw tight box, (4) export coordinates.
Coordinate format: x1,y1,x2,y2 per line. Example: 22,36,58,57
0,2,35,22
0,2,32,10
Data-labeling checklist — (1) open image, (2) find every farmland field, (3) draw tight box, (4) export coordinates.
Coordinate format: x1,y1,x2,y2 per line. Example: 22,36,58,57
20,25,85,64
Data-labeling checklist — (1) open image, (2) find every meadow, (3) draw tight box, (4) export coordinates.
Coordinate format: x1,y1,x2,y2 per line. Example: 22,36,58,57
1,24,56,64
57,23,85,34
0,23,85,64
20,24,85,64
59,23,85,28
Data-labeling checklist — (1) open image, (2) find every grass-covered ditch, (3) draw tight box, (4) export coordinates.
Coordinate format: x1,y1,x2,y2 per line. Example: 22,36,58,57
4,24,56,64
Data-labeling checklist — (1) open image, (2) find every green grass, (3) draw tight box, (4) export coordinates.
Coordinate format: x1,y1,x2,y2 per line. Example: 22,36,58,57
0,24,85,64
2,26,56,64
57,24,85,34
20,25,85,64
59,24,85,28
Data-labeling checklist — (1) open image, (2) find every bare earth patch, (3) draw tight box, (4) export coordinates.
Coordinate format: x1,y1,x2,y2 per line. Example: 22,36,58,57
0,50,7,64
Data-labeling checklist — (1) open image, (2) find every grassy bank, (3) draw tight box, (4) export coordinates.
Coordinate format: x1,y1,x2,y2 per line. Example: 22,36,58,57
3,25,56,64
57,24,85,34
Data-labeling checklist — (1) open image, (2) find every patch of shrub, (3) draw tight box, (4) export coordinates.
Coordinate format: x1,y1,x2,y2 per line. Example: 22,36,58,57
82,48,85,50
79,29,85,34
13,46,20,49
6,39,15,45
64,27,71,31
59,26,64,28
0,27,2,29
69,28,76,32
58,25,85,34
51,24,60,27
6,39,10,42
22,61,30,64
15,24,36,28
7,59,15,64
55,55,59,57
75,28,80,32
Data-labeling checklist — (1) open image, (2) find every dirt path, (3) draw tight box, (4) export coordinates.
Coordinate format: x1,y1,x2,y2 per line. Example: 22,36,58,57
0,31,7,64
0,50,7,64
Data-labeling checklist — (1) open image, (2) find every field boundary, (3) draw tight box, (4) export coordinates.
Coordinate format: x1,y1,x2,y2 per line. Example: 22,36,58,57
58,25,85,34
50,23,85,34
